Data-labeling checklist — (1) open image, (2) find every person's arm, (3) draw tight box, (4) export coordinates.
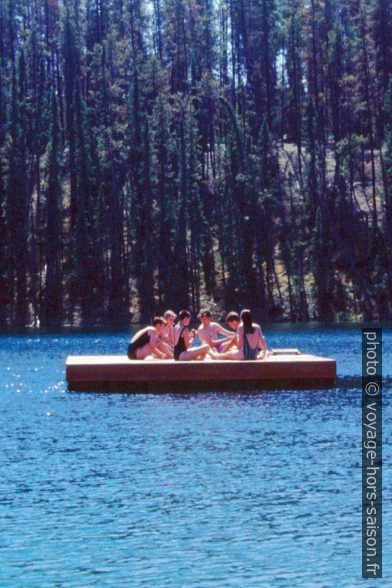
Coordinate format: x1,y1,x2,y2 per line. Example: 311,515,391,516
149,330,167,358
211,335,232,347
220,335,238,351
215,323,234,337
151,345,167,358
150,341,166,359
236,326,244,349
258,327,268,358
130,327,144,344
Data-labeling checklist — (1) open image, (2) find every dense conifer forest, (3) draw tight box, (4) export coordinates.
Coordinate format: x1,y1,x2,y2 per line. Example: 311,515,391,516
0,0,391,327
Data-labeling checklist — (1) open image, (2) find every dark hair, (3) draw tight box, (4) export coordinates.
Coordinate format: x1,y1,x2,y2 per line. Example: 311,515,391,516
178,310,191,320
226,311,240,323
153,316,166,326
240,309,255,334
198,309,212,319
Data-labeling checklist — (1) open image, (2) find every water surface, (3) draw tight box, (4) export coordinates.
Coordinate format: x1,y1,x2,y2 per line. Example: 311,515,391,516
0,324,391,587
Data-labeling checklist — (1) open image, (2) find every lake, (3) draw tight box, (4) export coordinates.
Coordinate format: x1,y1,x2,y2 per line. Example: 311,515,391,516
0,324,391,587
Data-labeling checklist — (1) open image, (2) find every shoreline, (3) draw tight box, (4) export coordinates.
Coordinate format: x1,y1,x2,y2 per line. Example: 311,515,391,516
0,319,390,336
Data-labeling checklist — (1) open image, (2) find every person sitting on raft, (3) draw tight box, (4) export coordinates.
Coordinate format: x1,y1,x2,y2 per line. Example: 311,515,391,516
173,310,210,361
128,317,171,360
158,309,177,358
217,311,241,352
196,309,234,351
212,309,267,360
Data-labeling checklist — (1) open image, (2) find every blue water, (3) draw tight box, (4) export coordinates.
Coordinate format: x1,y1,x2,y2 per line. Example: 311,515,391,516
0,324,391,587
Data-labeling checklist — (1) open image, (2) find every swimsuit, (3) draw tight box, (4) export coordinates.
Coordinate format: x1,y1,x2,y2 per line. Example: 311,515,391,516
243,330,259,360
128,331,150,359
174,327,187,361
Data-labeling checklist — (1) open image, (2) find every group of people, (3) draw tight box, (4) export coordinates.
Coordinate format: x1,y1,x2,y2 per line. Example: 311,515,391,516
127,309,268,362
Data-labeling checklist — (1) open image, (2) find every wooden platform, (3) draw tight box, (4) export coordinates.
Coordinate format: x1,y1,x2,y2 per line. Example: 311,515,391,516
66,352,336,392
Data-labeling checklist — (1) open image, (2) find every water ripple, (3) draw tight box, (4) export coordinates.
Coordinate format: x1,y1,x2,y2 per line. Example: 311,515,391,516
0,326,391,586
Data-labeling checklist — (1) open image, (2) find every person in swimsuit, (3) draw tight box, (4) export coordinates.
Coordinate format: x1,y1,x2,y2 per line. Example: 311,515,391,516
196,309,234,351
173,310,210,361
159,310,177,358
219,311,241,352
211,309,267,360
128,317,171,359
238,309,267,359
226,311,240,332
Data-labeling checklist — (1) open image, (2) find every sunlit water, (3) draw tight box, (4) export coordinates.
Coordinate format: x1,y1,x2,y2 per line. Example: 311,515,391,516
0,324,391,587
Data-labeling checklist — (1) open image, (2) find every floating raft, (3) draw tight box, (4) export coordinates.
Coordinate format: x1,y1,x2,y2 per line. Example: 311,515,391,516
66,350,336,392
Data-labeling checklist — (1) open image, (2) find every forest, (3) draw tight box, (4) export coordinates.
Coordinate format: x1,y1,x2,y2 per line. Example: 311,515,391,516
0,0,391,327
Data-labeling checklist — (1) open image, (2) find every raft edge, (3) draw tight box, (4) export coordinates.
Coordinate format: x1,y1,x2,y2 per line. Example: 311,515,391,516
67,377,336,393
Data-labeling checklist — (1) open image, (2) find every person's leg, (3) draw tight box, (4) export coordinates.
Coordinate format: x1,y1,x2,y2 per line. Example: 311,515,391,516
221,339,237,352
211,349,244,360
156,341,173,358
179,344,210,360
194,344,210,359
135,343,153,359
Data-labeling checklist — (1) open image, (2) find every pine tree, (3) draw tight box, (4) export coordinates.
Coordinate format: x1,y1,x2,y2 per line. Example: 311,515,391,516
43,89,62,327
0,0,390,325
6,53,29,325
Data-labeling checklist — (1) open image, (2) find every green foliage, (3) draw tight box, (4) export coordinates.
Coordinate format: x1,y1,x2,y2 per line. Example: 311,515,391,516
0,0,390,326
